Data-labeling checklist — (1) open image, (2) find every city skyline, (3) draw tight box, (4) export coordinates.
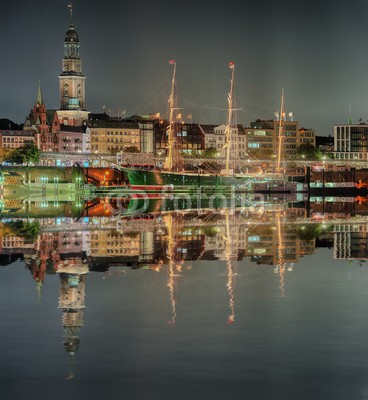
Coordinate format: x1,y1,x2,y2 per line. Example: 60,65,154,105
2,0,368,135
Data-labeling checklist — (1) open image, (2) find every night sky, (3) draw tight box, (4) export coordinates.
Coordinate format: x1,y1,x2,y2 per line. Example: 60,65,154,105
2,0,368,135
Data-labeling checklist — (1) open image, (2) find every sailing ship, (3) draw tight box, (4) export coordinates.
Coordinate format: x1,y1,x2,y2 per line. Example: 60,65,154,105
122,61,258,191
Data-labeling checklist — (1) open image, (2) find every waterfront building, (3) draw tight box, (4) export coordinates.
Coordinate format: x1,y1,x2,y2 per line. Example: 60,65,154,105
0,130,35,150
199,124,247,159
123,114,160,154
58,124,90,153
89,119,140,155
154,121,205,156
200,124,247,160
57,9,89,127
247,119,316,159
245,124,274,159
333,124,368,160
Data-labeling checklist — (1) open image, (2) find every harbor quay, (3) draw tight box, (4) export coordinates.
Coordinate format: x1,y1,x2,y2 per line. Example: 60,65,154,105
1,163,368,192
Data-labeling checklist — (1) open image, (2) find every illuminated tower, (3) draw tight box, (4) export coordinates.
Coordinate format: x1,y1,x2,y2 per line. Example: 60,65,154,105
57,5,89,127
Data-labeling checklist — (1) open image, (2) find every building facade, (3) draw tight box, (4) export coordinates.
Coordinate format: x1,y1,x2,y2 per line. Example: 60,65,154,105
333,124,368,160
199,124,247,159
0,130,35,149
247,119,316,159
89,119,140,155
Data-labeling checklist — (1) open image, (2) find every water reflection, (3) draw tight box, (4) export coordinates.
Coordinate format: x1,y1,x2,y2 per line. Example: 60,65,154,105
3,197,368,392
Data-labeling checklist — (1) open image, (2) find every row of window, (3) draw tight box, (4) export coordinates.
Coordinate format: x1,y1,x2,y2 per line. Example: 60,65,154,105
106,131,139,136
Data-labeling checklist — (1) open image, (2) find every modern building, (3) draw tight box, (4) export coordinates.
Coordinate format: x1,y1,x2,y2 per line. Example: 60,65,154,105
333,124,368,160
123,114,160,154
247,119,316,159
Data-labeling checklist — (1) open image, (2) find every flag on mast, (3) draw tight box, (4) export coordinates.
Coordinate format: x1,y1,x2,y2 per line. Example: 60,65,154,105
169,59,175,65
229,61,235,69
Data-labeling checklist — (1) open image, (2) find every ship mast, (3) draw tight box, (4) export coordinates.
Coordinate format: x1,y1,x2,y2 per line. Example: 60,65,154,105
164,60,177,171
276,89,285,173
224,62,237,175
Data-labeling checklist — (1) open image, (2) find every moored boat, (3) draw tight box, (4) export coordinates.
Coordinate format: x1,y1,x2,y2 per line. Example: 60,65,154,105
121,61,263,191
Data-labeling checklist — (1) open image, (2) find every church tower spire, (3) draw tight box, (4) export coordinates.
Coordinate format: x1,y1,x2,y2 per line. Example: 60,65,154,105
36,80,44,106
57,4,88,127
68,3,73,26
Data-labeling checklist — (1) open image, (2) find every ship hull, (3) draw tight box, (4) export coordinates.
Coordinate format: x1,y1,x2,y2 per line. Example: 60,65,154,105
122,168,254,191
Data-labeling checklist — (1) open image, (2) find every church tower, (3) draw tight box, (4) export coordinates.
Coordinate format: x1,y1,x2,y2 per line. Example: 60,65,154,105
57,5,89,127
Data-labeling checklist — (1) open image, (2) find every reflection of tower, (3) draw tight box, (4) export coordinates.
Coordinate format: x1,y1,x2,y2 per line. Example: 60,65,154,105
56,257,89,379
25,232,60,300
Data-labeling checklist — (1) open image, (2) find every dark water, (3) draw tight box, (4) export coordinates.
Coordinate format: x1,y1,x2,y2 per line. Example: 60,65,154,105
1,208,368,400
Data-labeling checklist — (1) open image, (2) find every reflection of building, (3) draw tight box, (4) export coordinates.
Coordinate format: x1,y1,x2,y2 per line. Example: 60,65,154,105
1,236,34,254
245,224,315,265
90,230,141,257
203,224,246,261
333,224,368,260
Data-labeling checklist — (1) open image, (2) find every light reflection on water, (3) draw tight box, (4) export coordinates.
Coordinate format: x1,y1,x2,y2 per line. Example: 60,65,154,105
2,203,368,399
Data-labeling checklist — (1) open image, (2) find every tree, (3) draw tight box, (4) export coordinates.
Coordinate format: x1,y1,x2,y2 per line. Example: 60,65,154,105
5,149,24,164
4,141,40,165
0,148,14,163
202,147,218,158
5,220,41,243
296,143,321,160
20,141,40,165
297,224,333,241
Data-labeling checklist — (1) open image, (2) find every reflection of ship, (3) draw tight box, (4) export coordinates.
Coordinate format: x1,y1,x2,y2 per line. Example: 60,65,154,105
104,192,306,218
223,210,238,324
245,211,315,296
122,62,257,191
